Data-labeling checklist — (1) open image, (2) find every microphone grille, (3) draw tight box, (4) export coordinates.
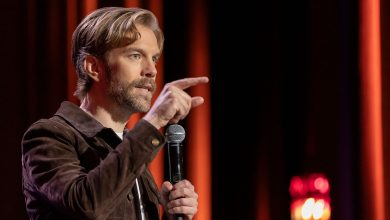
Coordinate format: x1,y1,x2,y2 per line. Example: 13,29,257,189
165,124,185,143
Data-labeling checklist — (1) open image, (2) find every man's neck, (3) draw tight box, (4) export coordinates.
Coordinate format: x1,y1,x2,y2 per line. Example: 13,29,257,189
80,95,131,133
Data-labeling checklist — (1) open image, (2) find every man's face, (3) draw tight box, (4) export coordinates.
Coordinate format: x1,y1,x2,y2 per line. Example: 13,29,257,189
104,24,160,113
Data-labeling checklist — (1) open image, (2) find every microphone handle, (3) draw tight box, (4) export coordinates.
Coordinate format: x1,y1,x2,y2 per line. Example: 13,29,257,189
167,142,184,184
167,142,185,220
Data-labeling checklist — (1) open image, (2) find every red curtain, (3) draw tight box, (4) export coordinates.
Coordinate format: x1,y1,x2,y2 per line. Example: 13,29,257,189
186,1,211,220
381,0,390,217
360,0,385,219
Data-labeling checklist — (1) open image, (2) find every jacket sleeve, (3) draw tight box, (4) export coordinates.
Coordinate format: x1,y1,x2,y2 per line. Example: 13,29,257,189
22,118,165,219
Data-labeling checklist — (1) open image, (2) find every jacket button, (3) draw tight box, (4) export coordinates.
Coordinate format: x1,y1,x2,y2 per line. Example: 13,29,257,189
151,138,160,146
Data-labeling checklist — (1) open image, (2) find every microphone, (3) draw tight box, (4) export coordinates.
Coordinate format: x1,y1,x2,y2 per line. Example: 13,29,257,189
165,124,185,220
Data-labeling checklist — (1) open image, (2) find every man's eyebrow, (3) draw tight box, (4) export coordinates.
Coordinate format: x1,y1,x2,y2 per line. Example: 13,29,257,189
123,46,161,57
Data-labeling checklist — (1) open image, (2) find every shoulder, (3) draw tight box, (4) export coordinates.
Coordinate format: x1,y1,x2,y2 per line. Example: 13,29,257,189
21,116,80,153
25,116,71,134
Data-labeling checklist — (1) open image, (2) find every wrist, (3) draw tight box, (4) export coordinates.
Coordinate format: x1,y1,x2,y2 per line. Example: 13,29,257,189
143,113,165,130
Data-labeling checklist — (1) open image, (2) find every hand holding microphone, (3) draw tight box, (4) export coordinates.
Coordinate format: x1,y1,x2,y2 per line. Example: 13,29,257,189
161,124,198,220
166,124,185,220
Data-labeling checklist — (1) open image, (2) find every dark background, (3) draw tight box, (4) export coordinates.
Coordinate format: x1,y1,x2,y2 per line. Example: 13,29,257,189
2,0,389,219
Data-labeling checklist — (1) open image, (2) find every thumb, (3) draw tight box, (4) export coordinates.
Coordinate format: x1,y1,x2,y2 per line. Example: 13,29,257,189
161,181,173,202
191,96,205,108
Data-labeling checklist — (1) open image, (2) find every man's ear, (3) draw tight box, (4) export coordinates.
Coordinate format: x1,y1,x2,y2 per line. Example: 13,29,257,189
84,55,103,82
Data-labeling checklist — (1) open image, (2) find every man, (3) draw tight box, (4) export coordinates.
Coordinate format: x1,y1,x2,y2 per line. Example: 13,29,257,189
21,7,208,220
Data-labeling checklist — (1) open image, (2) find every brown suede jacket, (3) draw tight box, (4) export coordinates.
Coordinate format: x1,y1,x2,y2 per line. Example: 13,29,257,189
21,101,166,220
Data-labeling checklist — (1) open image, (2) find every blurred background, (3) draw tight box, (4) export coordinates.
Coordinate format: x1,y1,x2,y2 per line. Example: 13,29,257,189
2,0,390,219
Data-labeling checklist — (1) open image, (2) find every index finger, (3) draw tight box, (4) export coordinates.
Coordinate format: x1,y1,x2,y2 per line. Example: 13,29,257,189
169,76,209,90
173,179,195,190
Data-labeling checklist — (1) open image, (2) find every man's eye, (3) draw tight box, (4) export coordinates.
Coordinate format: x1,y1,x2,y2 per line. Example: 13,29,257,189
130,54,141,60
152,57,159,64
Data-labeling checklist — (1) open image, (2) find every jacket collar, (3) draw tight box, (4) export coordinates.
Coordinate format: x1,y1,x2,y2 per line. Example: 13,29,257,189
54,101,108,138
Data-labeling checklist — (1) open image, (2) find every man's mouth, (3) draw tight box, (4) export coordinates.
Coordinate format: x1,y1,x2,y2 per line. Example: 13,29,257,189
134,78,156,93
136,84,152,92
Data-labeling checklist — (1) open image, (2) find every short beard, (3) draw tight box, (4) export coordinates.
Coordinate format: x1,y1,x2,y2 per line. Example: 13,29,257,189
106,69,156,114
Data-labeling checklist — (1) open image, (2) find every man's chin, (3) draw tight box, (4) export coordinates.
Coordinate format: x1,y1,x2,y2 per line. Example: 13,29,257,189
130,100,151,113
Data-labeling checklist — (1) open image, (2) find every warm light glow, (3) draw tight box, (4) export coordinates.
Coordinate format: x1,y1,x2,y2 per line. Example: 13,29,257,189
291,198,330,220
302,198,326,219
302,198,315,219
290,173,331,220
313,199,325,219
290,176,307,197
314,177,329,194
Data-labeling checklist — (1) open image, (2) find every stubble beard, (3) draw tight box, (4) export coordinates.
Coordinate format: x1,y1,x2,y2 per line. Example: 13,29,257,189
108,76,156,114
